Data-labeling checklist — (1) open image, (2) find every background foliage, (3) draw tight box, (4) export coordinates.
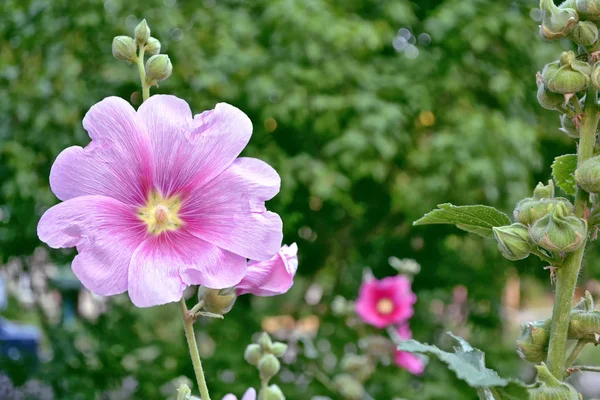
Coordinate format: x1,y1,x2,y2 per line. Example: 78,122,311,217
0,0,593,398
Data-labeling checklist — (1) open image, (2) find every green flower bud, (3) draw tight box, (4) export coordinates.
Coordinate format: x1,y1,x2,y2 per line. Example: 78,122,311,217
492,223,533,261
340,354,375,382
513,182,573,226
145,37,161,55
546,52,591,94
516,320,550,363
135,19,151,46
176,383,191,400
537,81,567,111
534,180,556,200
257,332,273,350
592,62,600,91
270,342,288,358
576,0,600,19
530,202,587,252
197,287,237,315
560,113,579,138
146,54,173,82
568,309,600,340
333,374,364,400
258,354,281,381
541,61,562,86
540,0,579,40
570,21,599,46
112,36,136,63
529,363,582,400
244,343,263,366
260,384,285,400
575,155,600,192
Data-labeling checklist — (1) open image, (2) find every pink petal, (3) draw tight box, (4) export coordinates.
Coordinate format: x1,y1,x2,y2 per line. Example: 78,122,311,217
237,243,298,296
182,157,282,261
37,195,147,296
241,388,257,400
395,350,425,375
136,95,252,197
222,396,237,400
50,97,154,206
128,230,247,307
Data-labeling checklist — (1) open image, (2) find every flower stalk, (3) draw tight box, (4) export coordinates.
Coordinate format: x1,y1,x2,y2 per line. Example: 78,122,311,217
179,298,212,400
136,45,150,102
546,86,598,379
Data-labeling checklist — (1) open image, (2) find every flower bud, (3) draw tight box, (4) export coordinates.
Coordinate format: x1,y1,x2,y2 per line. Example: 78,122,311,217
258,354,281,381
575,155,600,193
135,19,151,46
540,0,579,40
541,61,561,86
559,113,579,138
537,81,567,111
270,342,288,358
592,62,600,91
257,332,273,351
534,180,556,200
576,0,600,19
112,36,136,62
492,223,533,261
568,309,600,340
529,363,581,400
333,374,364,400
516,320,550,363
146,55,173,82
570,21,599,46
546,52,591,95
260,384,285,400
530,202,587,253
197,287,237,315
244,343,263,366
145,37,161,55
176,383,191,400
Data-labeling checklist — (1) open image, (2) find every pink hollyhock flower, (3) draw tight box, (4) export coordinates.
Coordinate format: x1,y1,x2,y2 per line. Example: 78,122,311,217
236,243,298,296
222,388,256,400
37,95,283,307
394,325,425,375
355,275,416,328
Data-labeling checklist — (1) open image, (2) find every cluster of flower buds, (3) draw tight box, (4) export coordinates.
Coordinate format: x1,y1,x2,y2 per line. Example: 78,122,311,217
529,363,582,400
112,19,172,84
493,181,587,261
243,333,287,400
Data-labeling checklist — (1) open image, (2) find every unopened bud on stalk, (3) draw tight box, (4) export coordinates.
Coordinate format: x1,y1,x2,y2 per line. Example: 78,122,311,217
146,54,173,82
514,181,574,226
575,155,600,193
260,384,285,400
576,0,600,19
112,36,136,62
537,81,568,111
559,113,579,138
529,202,587,252
270,342,288,358
493,223,533,261
135,19,151,46
257,332,273,351
333,374,364,400
258,354,281,381
570,21,599,46
145,37,161,55
529,363,581,400
197,286,237,315
540,0,579,40
516,320,550,363
546,51,591,94
244,343,263,366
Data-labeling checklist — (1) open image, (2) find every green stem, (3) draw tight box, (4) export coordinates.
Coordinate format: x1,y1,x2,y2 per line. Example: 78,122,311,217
531,247,560,265
546,87,598,380
178,298,211,400
565,340,588,369
570,365,600,373
136,46,150,101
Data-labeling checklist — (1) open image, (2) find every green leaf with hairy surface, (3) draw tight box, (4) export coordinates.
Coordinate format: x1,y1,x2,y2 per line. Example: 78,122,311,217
397,332,529,399
413,204,511,238
552,154,578,196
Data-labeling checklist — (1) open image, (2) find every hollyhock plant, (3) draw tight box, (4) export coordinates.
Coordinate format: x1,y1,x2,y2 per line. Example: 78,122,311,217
394,325,425,375
355,275,416,329
237,243,298,296
37,95,283,308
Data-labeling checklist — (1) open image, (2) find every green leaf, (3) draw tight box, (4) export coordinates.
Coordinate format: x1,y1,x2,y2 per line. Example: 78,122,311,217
397,332,528,399
552,154,578,196
413,204,511,238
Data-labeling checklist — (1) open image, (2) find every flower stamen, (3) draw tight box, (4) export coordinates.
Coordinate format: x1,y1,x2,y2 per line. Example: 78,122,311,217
138,191,182,235
376,298,394,315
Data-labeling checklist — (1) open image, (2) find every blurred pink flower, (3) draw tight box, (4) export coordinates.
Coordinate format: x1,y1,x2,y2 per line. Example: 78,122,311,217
38,95,283,307
355,275,416,328
237,243,298,296
394,325,425,375
222,388,256,400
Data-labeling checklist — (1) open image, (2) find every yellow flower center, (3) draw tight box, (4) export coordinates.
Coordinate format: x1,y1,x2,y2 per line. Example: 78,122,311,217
376,298,394,315
138,191,183,235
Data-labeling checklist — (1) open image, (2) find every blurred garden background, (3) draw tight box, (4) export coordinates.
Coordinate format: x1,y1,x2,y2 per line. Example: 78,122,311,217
3,0,600,399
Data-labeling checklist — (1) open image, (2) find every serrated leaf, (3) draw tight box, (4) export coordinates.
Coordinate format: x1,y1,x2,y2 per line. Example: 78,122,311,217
552,154,577,196
397,332,528,399
413,204,511,238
